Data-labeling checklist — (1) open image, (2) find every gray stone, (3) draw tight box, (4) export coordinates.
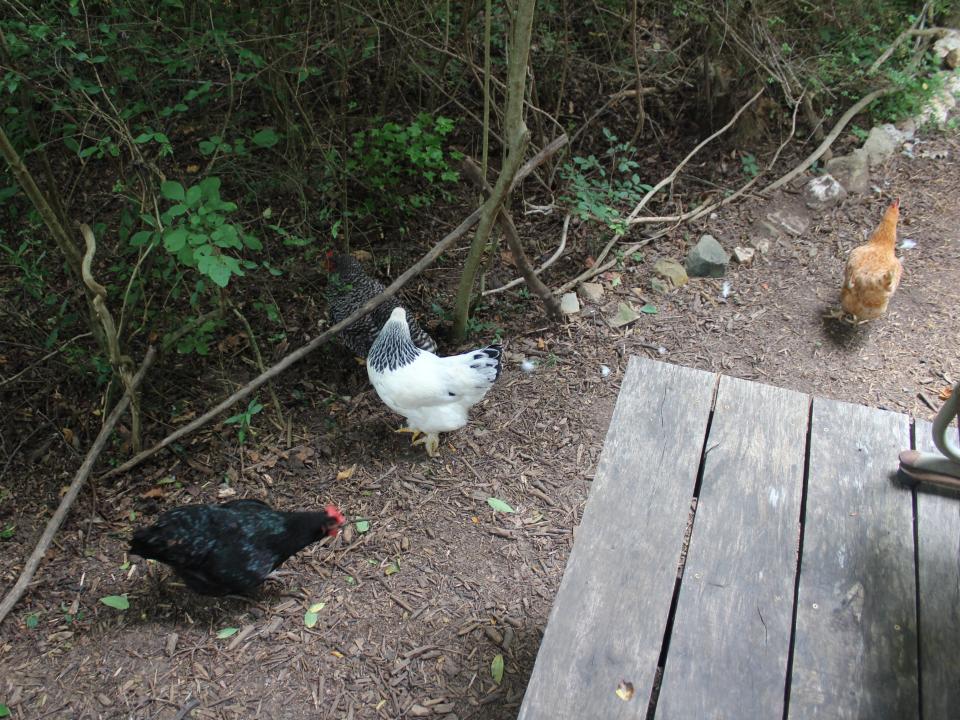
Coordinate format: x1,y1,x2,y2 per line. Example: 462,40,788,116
765,201,811,236
608,302,641,328
653,258,688,288
947,48,960,70
826,149,870,194
934,31,960,68
804,174,847,210
897,118,916,141
863,125,898,167
649,277,671,294
560,292,580,315
578,282,604,302
750,237,771,254
685,234,729,278
733,246,755,265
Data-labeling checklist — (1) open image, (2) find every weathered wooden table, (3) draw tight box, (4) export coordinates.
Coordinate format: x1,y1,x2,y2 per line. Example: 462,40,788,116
518,356,960,720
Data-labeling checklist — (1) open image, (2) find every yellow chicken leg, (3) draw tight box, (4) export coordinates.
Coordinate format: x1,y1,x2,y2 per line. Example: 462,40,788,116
394,426,422,443
412,432,441,458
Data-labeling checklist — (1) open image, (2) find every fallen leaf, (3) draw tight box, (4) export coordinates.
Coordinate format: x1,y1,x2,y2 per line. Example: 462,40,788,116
99,595,129,610
355,520,370,533
640,303,658,314
616,680,635,701
0,703,11,717
939,386,953,401
491,653,505,684
304,602,326,628
141,487,164,499
216,627,238,639
336,464,356,481
487,497,515,513
384,562,400,576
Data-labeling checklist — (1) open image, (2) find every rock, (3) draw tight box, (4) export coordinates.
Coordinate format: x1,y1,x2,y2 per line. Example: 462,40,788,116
897,118,916,141
653,258,688,288
947,48,960,70
649,277,671,294
560,292,580,315
750,237,770,254
608,302,641,328
933,31,960,68
804,174,847,210
765,201,811,237
825,149,870,194
733,246,755,265
685,234,729,278
578,282,604,302
862,125,898,167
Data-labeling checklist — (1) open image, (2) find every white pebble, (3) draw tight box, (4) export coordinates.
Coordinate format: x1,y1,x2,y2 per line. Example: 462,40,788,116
721,280,732,299
520,359,537,373
658,347,667,355
897,239,917,250
600,365,611,378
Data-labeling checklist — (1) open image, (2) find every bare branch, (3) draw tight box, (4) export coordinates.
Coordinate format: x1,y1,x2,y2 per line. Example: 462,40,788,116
626,88,765,224
485,213,570,296
0,346,157,626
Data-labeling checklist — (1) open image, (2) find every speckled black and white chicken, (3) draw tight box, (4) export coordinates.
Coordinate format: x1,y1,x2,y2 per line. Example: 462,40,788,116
367,307,502,457
324,252,437,358
129,499,345,596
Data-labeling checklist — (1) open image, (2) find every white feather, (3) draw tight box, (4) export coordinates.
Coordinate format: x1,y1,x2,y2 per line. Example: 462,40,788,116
367,308,501,436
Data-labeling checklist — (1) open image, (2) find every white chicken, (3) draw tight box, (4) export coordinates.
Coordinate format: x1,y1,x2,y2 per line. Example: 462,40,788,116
367,307,502,457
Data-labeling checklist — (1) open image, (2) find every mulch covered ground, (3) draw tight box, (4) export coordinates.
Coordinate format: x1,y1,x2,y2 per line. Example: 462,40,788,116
0,130,957,720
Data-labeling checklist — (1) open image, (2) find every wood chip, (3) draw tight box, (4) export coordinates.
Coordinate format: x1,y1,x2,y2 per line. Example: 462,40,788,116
165,632,178,656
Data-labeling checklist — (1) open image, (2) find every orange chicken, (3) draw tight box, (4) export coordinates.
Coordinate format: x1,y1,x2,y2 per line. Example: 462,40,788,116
839,198,903,322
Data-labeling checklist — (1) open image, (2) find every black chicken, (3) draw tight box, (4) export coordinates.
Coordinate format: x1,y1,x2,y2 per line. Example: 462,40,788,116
129,499,345,596
325,252,437,358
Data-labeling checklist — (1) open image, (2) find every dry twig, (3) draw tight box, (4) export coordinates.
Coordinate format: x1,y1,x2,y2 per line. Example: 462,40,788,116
97,140,562,482
0,346,157,625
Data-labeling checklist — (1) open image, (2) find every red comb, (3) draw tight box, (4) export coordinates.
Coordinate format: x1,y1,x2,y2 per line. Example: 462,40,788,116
324,504,346,536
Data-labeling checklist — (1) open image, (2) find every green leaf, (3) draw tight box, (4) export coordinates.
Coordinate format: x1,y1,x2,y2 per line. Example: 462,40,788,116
133,132,154,144
185,185,203,207
129,230,153,247
354,520,370,533
0,524,15,539
198,255,232,288
160,180,185,202
252,128,279,148
25,614,39,629
0,703,10,717
486,497,515,513
384,562,399,576
491,653,504,684
304,602,325,628
163,227,188,252
99,594,129,610
216,627,238,639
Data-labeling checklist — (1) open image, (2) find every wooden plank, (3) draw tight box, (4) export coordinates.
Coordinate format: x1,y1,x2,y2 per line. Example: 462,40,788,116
788,398,916,720
518,357,717,720
914,418,960,720
655,375,808,719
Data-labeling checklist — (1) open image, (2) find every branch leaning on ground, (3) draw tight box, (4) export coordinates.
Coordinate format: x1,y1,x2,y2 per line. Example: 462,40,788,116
460,157,563,321
625,88,765,224
0,346,157,626
761,87,892,194
96,137,562,482
556,91,806,294
485,213,570,296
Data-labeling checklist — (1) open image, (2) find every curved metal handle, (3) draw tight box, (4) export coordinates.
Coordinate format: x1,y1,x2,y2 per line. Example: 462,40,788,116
932,382,960,463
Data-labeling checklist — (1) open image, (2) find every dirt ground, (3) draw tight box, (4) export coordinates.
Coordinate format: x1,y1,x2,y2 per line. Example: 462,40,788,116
1,129,958,720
